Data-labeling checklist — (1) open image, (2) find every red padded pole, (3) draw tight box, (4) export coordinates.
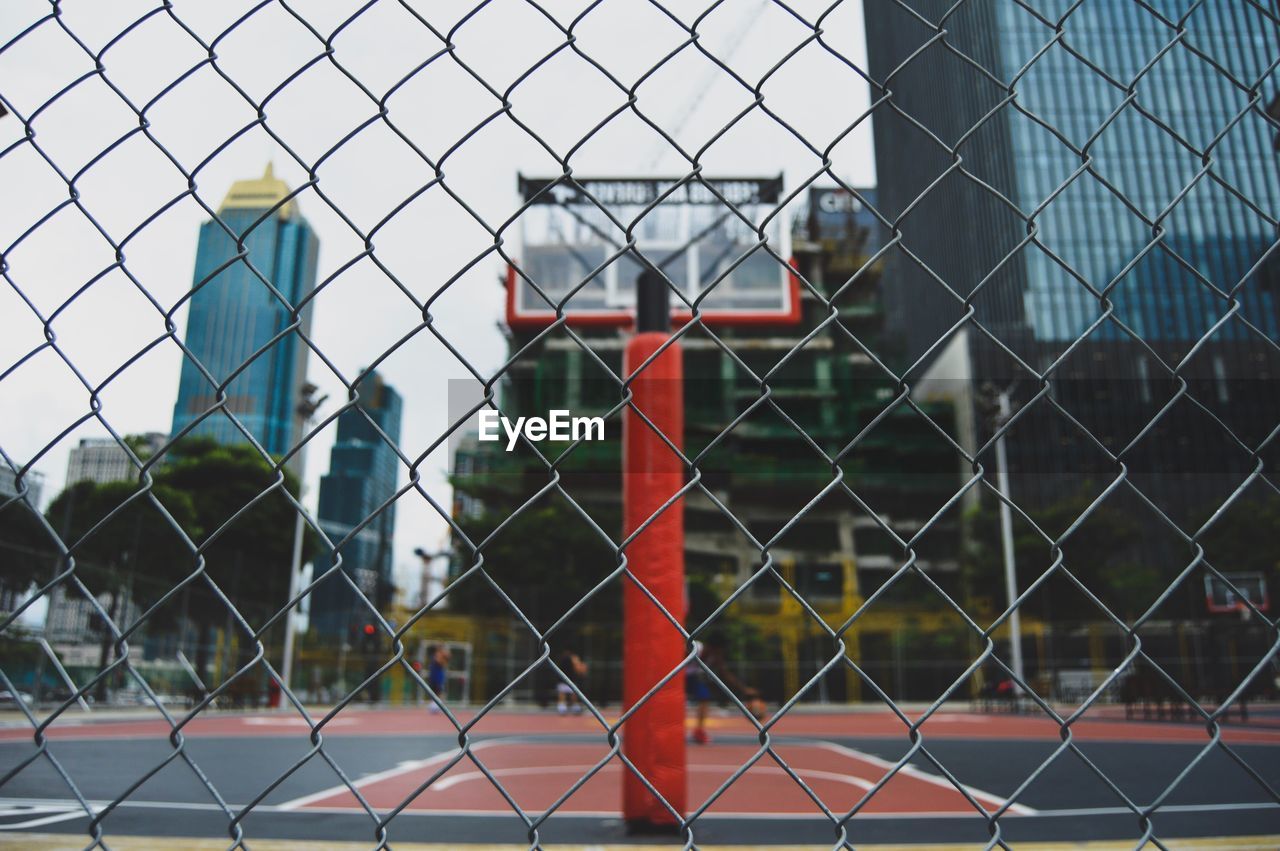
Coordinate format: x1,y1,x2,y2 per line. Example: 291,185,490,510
622,330,686,830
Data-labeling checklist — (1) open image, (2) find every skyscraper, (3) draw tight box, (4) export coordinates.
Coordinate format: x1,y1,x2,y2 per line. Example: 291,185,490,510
170,165,319,460
309,372,403,637
866,0,1280,516
868,0,1279,353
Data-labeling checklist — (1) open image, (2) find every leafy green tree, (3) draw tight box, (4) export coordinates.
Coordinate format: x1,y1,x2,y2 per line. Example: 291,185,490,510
1196,491,1280,618
42,478,195,698
447,493,621,626
962,485,1153,622
40,438,316,685
43,479,195,598
1198,493,1280,579
0,487,56,596
449,483,765,686
156,438,314,623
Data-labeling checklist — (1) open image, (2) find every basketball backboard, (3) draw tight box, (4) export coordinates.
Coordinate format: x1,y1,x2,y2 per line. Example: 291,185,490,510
507,176,799,328
1204,572,1269,614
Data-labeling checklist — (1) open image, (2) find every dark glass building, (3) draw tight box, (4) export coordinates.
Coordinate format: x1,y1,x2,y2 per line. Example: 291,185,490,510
310,372,403,637
170,165,319,459
866,0,1280,519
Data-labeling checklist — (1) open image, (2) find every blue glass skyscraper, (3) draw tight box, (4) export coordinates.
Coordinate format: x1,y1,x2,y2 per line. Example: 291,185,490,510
1002,0,1278,345
866,0,1280,516
171,165,319,459
310,372,403,637
867,0,1278,354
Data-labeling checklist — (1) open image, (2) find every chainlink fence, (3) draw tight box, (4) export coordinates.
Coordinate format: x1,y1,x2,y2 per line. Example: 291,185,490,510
1,0,1279,848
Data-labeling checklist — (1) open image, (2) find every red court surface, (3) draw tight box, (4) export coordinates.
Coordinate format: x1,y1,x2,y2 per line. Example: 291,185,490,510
277,739,1035,817
5,707,1279,745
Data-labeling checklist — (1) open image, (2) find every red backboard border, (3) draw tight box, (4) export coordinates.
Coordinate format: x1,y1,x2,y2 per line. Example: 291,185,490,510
1204,572,1270,614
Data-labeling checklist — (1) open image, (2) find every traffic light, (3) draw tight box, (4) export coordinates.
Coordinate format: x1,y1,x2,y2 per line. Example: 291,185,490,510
361,623,379,654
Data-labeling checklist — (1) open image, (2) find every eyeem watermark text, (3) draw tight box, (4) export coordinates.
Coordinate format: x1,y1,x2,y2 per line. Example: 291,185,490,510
478,409,605,450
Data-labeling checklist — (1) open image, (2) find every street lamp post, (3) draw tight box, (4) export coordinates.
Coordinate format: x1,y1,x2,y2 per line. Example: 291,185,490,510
280,493,306,703
993,389,1025,696
412,547,449,608
280,383,326,706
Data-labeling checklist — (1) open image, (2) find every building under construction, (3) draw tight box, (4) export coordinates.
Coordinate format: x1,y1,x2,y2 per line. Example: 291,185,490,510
437,182,1002,707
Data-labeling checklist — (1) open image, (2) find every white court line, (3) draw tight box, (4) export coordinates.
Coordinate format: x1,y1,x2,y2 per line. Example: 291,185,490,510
0,802,98,830
430,763,604,792
275,738,504,811
430,762,877,793
241,717,355,727
807,740,1040,815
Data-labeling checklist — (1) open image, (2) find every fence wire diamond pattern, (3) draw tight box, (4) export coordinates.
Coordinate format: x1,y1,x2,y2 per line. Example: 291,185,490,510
1,0,1279,849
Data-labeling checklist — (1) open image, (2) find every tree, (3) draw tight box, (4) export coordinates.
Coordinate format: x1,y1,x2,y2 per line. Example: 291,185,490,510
449,484,765,683
447,492,621,626
42,478,195,699
0,487,57,597
44,479,195,596
155,438,314,623
41,438,317,685
962,485,1152,622
1197,493,1280,580
1195,491,1280,627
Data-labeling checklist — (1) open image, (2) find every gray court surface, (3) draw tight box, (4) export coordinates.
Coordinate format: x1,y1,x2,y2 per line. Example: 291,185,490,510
2,729,1277,846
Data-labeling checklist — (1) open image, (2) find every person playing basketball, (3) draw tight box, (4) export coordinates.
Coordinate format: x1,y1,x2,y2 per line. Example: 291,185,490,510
687,635,768,744
556,649,588,715
426,644,449,712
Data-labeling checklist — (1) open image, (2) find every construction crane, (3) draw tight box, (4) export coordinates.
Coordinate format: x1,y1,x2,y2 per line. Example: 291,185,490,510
644,1,769,171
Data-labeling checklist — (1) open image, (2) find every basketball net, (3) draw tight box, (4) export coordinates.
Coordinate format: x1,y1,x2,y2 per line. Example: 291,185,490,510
1236,600,1253,623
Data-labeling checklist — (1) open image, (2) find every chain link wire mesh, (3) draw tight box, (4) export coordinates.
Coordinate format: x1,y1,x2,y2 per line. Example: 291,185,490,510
1,0,1279,848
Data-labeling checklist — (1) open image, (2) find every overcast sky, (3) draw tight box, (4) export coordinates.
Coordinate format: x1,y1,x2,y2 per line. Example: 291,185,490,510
0,0,876,607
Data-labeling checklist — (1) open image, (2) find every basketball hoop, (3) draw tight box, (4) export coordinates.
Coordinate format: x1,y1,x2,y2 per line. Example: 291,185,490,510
1204,572,1269,616
508,175,799,328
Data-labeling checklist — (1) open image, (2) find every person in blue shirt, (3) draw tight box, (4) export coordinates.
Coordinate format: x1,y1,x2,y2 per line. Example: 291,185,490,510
426,644,449,711
687,636,768,744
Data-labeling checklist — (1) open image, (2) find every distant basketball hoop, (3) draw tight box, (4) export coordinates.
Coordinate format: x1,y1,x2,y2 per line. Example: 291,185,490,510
507,175,800,328
1203,572,1269,616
